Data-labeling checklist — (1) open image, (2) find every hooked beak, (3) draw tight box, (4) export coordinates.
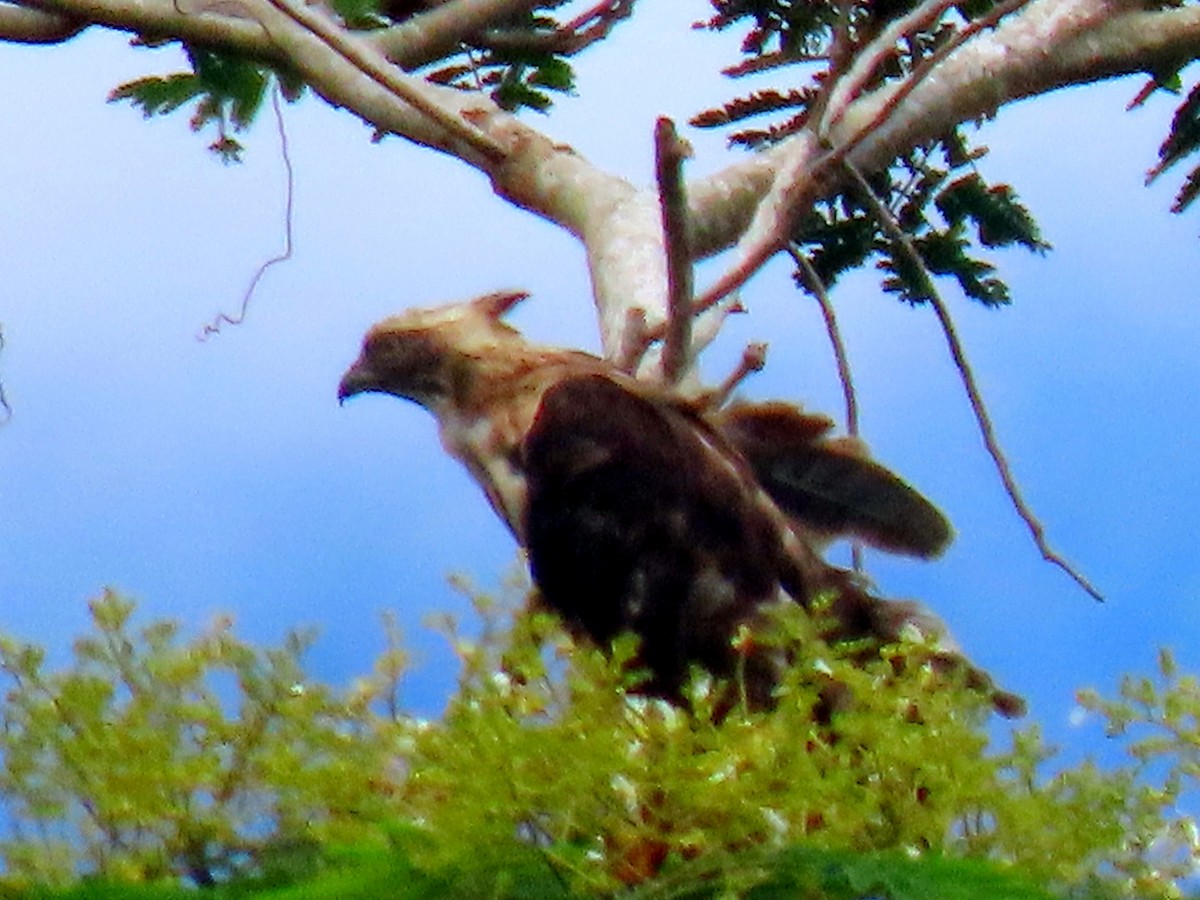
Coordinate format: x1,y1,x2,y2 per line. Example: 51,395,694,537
337,360,379,405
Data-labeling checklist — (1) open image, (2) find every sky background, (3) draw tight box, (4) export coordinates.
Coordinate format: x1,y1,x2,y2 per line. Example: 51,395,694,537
1,4,1198,771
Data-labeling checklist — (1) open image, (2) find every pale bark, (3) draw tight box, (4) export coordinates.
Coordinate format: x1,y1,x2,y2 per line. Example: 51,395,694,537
3,0,1199,365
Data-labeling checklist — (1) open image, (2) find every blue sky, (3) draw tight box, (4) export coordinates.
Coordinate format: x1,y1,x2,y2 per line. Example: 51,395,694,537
1,6,1198,768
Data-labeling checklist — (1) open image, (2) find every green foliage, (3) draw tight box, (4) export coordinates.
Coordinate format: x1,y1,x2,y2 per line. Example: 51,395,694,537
695,3,1050,310
1,589,1199,898
424,12,577,115
110,48,302,163
790,142,1047,307
0,589,407,887
109,3,578,146
486,47,576,115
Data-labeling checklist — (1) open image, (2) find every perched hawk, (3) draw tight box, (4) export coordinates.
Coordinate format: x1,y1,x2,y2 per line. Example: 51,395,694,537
339,290,1021,717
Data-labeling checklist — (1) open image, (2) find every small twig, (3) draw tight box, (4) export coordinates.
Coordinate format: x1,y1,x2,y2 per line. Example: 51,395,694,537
788,246,858,437
1127,76,1159,111
709,342,767,409
655,117,694,386
200,85,294,339
812,0,856,128
263,0,508,162
843,159,1103,601
789,244,863,571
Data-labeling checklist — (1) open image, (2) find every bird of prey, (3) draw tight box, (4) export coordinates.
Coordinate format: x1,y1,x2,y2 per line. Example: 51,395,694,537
338,290,1021,717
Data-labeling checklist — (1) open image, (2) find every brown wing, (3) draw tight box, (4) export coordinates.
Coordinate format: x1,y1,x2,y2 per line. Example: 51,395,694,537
521,374,802,705
712,401,953,559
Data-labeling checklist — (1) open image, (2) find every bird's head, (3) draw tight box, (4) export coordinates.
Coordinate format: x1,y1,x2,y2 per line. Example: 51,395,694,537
338,289,531,411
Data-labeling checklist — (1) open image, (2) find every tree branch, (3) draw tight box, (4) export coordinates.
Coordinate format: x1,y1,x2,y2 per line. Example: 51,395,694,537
694,0,1034,316
842,160,1103,601
686,1,1200,261
788,246,858,439
375,0,544,69
261,0,508,161
708,342,766,409
0,323,11,426
655,117,693,386
820,0,958,137
9,0,1200,387
790,244,863,572
0,0,82,41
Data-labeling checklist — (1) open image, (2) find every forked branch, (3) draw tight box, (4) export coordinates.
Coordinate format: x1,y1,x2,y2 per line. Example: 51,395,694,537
261,0,508,162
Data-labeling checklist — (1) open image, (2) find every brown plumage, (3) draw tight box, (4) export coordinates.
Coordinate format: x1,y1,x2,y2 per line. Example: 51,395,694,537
338,290,1022,717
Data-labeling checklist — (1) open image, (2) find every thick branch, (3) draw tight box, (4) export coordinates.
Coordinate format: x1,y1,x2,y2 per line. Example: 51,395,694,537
687,2,1200,259
0,0,82,41
375,0,543,69
18,0,269,54
15,0,627,243
263,0,507,161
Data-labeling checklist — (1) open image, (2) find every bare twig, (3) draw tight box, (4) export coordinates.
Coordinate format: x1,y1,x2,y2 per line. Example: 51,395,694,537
837,0,1033,144
820,0,957,136
262,0,509,162
709,342,767,409
789,243,864,571
655,117,694,386
689,134,822,319
199,86,294,339
843,159,1103,600
928,291,1103,599
787,245,858,438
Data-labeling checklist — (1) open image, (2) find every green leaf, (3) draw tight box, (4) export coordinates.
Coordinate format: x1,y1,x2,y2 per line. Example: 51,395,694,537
330,0,385,28
936,174,1049,252
108,74,203,118
529,57,574,93
494,79,553,114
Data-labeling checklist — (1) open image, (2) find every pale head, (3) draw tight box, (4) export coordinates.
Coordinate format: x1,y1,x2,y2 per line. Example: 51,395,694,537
337,290,531,411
